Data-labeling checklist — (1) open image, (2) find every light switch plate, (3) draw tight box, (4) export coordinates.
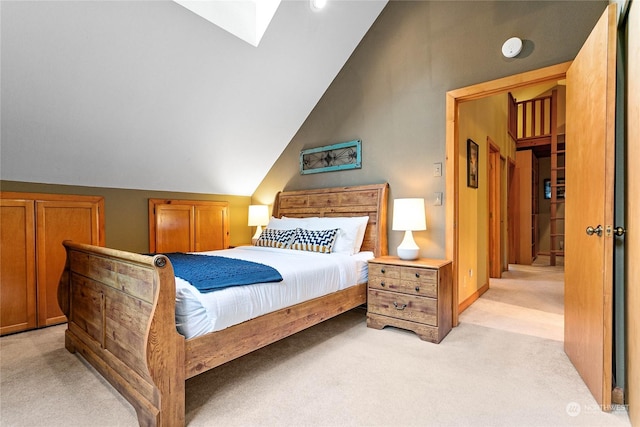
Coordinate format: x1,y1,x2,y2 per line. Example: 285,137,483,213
434,192,442,206
434,162,442,177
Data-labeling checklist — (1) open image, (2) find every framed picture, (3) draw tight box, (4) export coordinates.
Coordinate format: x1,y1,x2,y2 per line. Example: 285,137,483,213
544,178,565,199
544,179,551,199
300,139,362,175
467,138,478,188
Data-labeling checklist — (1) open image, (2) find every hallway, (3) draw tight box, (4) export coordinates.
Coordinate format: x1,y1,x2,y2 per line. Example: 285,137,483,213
460,258,564,341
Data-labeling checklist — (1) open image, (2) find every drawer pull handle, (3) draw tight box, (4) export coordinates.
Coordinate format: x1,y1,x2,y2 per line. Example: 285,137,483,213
381,268,386,273
380,281,386,287
415,273,420,278
393,302,407,310
415,286,420,292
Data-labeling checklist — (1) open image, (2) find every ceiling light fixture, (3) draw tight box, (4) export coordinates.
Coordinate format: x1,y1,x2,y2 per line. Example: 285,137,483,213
310,0,327,12
501,37,523,58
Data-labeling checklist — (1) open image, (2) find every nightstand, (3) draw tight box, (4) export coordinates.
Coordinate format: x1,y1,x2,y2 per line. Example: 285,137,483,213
367,256,453,343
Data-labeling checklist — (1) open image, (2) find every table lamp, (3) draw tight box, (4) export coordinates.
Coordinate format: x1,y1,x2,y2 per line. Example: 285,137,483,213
248,205,269,244
392,198,426,260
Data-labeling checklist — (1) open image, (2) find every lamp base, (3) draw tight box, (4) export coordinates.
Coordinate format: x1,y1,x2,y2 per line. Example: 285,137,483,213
251,225,263,245
397,247,419,260
397,230,420,260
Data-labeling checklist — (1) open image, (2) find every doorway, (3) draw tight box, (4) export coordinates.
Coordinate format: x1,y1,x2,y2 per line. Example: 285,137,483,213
453,74,567,339
444,61,571,327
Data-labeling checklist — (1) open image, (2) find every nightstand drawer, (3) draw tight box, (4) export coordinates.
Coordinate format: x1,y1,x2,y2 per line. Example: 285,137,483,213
368,289,437,326
368,263,401,279
369,266,437,298
400,267,437,297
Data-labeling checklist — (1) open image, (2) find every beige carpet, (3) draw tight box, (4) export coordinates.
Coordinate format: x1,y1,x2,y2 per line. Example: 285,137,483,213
460,260,565,341
0,263,631,426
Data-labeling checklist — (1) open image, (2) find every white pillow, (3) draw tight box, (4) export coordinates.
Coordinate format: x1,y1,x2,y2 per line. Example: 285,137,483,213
301,216,369,255
266,216,312,230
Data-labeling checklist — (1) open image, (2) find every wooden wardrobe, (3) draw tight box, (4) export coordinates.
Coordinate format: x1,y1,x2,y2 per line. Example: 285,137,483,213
148,199,229,253
0,192,105,335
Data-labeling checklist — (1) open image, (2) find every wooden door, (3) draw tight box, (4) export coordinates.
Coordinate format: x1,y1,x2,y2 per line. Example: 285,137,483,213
153,204,195,253
194,204,229,252
36,199,103,326
515,150,536,265
0,199,37,335
507,158,517,265
564,4,616,408
626,1,639,423
488,140,501,278
500,156,507,271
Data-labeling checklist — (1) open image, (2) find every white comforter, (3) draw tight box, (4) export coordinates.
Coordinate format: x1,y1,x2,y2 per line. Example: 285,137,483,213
175,246,373,339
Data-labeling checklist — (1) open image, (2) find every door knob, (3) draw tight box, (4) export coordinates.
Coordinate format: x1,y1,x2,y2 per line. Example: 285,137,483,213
614,226,626,237
586,225,603,236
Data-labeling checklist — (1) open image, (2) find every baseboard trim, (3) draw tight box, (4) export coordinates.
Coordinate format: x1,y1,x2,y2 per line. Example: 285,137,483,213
612,386,625,405
458,282,489,314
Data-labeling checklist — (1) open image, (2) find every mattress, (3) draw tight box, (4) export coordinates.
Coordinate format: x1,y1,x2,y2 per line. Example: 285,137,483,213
175,245,373,339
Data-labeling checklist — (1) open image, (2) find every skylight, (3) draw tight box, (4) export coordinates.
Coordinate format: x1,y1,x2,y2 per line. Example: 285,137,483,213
174,0,281,47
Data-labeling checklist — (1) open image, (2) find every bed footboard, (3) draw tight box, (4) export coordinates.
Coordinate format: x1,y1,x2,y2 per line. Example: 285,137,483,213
58,241,185,427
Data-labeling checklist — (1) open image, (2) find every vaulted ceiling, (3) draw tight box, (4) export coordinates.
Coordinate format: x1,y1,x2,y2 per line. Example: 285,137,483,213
1,0,387,196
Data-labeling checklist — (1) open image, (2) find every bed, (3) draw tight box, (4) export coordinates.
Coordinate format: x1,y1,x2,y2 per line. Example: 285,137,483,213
57,183,389,427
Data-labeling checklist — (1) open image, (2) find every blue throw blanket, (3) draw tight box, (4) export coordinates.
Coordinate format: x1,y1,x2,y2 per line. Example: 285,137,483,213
162,253,283,293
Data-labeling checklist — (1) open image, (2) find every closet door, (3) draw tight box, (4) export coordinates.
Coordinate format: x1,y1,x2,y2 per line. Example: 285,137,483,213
36,200,102,326
194,204,229,252
152,203,195,253
0,199,36,335
149,199,229,253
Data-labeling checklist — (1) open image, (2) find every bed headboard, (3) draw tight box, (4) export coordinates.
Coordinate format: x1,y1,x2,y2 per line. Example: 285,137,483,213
271,183,389,258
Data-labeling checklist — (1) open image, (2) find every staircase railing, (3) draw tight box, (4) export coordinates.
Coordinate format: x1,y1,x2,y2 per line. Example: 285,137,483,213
508,93,554,145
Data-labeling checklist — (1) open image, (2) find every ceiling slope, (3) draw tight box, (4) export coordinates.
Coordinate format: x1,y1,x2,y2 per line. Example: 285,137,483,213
0,0,387,195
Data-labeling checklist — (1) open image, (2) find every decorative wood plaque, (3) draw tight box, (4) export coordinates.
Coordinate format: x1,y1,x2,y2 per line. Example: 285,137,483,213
300,140,362,175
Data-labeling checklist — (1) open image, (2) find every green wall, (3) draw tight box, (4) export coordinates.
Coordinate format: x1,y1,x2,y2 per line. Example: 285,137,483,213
0,180,252,253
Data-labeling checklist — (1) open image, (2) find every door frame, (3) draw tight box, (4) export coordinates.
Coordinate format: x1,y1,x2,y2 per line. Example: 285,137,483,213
625,1,639,422
445,61,571,326
487,138,502,278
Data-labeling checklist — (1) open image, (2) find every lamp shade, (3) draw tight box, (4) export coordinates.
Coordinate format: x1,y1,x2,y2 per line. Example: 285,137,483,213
392,198,426,260
392,198,426,231
248,205,269,227
248,205,269,244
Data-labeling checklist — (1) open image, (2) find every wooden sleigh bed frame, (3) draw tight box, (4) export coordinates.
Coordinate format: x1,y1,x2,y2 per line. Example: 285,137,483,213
58,183,388,426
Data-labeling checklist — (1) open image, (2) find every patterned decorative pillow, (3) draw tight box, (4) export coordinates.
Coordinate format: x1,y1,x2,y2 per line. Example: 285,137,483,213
254,228,296,249
290,228,339,254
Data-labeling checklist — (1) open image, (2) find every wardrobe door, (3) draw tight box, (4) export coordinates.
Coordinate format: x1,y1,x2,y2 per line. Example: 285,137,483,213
0,199,36,335
194,204,229,252
36,200,102,326
149,200,229,253
152,203,195,253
